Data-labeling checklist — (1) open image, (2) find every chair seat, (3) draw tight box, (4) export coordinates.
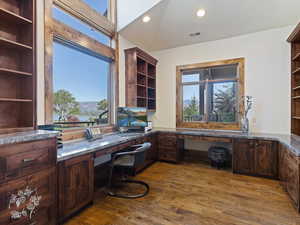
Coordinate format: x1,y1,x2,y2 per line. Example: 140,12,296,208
114,155,135,167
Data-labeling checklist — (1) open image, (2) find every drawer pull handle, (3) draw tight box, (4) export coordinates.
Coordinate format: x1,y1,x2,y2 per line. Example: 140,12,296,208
23,158,34,163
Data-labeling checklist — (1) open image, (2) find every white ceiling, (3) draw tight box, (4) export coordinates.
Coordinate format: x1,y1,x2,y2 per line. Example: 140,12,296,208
119,0,300,51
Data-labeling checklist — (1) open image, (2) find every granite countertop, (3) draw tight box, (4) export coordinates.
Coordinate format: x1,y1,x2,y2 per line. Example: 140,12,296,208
153,128,300,156
57,128,300,161
0,130,59,146
57,132,152,162
2,128,299,162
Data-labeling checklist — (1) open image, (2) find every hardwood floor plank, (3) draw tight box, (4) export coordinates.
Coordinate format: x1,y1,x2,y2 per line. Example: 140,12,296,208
65,162,300,225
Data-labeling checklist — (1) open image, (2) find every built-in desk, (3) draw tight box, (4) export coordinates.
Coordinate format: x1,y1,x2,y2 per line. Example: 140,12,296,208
55,128,300,218
1,129,299,224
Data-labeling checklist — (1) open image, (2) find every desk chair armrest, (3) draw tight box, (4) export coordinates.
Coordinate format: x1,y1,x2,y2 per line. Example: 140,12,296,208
111,143,151,162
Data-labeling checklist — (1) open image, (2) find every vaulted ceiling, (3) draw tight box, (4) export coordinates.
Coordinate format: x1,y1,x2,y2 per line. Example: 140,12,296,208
120,0,300,51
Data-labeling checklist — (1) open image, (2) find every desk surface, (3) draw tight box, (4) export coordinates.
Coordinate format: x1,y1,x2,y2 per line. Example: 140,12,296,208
57,128,300,162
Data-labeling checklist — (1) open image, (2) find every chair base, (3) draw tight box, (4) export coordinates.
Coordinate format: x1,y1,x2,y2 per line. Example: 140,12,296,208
107,179,149,199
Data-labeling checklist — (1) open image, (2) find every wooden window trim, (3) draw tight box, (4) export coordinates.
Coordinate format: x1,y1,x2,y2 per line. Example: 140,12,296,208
176,58,245,131
53,0,115,37
52,19,115,60
44,0,118,127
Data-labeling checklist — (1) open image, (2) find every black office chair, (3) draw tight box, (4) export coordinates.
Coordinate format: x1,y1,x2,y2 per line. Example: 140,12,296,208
107,142,151,199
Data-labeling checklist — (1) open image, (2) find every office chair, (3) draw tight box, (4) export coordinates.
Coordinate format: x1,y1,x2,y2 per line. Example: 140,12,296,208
107,142,151,199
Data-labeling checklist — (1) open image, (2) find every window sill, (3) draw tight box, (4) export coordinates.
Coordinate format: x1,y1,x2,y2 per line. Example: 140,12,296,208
176,122,241,131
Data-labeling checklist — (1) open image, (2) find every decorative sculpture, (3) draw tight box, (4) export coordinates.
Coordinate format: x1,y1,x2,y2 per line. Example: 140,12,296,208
9,186,42,220
240,96,253,133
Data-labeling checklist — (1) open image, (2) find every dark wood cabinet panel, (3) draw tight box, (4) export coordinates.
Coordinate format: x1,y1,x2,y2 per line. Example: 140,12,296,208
233,139,278,178
254,140,278,178
158,133,182,163
0,138,56,183
0,168,57,225
278,144,299,209
233,139,255,174
58,154,94,221
0,0,36,134
125,47,158,111
134,134,157,173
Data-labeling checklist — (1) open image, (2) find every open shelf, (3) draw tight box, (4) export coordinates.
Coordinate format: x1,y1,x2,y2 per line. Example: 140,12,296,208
293,53,300,62
0,98,32,102
0,8,32,25
0,37,32,51
292,96,300,100
293,86,300,91
0,68,32,77
293,117,300,120
125,47,158,111
0,127,34,135
293,68,300,75
0,0,35,134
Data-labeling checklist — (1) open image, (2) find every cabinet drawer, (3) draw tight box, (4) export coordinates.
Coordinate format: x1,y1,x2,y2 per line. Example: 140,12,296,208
0,139,56,183
0,168,56,225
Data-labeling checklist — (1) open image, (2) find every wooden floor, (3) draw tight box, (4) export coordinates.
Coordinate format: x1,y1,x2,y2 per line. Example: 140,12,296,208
65,162,300,225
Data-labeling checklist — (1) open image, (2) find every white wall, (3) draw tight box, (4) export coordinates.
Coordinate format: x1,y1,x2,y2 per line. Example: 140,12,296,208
150,26,294,134
118,35,137,106
117,0,163,31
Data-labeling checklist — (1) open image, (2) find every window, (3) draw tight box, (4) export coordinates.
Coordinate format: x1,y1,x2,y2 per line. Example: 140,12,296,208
44,0,116,126
53,41,111,125
52,6,111,46
177,58,244,130
82,0,109,17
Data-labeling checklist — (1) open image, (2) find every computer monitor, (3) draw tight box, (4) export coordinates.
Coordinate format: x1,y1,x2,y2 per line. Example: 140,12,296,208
117,107,148,129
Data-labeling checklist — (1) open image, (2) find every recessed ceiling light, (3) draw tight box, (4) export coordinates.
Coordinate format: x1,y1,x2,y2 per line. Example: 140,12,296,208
143,16,151,23
197,9,206,17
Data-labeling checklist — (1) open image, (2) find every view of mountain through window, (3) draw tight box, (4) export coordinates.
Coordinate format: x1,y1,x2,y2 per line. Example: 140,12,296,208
53,41,110,125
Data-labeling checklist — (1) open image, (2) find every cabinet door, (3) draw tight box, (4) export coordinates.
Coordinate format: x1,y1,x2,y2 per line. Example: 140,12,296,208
233,139,255,174
158,133,180,163
278,144,288,189
286,151,299,208
147,134,158,162
254,140,278,178
0,168,57,225
58,154,94,221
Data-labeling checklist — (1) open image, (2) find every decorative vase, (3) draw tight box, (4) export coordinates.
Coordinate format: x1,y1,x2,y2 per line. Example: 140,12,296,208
241,117,249,133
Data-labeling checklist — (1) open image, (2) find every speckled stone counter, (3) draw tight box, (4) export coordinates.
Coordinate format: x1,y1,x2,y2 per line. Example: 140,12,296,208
153,128,300,156
0,130,59,146
57,132,152,162
57,128,300,162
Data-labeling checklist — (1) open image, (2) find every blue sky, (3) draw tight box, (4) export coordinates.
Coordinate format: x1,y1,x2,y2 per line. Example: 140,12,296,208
53,2,110,102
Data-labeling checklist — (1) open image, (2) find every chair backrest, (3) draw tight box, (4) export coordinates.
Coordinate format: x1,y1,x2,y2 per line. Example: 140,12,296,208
133,142,151,168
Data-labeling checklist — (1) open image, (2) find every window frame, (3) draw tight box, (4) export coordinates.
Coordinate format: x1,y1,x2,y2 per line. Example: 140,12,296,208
44,0,118,127
176,58,245,130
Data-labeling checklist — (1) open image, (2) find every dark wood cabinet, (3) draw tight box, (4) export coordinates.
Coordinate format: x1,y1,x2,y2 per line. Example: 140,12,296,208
0,139,56,183
58,154,94,222
233,139,278,178
0,0,36,134
254,140,278,178
134,134,158,173
0,138,57,225
125,47,158,111
278,144,299,210
158,133,182,163
0,168,57,225
288,23,300,136
233,139,255,174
